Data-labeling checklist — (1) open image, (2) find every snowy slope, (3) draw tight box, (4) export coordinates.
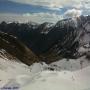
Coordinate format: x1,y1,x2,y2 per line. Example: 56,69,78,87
0,57,31,88
22,57,90,90
0,56,90,90
22,67,90,90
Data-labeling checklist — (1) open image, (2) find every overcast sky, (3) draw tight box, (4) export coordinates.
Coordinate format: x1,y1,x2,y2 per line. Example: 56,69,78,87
0,0,90,23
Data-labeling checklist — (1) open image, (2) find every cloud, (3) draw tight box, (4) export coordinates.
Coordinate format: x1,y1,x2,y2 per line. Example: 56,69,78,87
64,9,82,18
83,0,90,9
0,0,90,23
8,0,84,10
8,0,65,8
8,0,90,16
9,0,90,10
0,13,63,23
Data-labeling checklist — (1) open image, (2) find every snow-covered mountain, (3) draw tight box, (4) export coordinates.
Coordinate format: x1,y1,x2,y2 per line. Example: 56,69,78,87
0,16,90,90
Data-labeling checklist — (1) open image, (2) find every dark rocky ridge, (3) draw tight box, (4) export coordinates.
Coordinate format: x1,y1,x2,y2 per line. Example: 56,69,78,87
0,31,39,65
0,15,90,65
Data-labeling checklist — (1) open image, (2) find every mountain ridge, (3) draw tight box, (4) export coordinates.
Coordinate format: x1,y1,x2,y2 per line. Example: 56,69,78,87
0,15,90,65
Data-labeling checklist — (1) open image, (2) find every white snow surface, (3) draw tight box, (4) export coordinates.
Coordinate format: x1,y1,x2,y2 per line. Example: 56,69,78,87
0,56,90,90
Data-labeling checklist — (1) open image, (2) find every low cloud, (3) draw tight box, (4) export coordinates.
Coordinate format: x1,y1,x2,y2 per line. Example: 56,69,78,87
0,13,63,23
64,9,82,18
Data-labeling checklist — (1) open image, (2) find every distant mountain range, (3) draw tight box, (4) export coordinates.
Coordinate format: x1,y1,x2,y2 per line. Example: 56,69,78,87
0,15,90,65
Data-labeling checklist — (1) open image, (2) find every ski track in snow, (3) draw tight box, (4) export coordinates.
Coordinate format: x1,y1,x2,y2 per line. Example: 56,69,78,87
0,56,90,90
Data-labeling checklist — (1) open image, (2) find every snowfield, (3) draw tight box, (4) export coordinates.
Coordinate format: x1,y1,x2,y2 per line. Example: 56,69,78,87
22,69,90,90
0,56,90,90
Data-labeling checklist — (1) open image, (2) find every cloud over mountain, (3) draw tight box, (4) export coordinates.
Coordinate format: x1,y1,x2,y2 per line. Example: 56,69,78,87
64,9,82,18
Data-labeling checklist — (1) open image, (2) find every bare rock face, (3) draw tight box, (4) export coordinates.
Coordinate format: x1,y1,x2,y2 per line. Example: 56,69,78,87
86,52,90,60
0,31,39,65
37,16,90,63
